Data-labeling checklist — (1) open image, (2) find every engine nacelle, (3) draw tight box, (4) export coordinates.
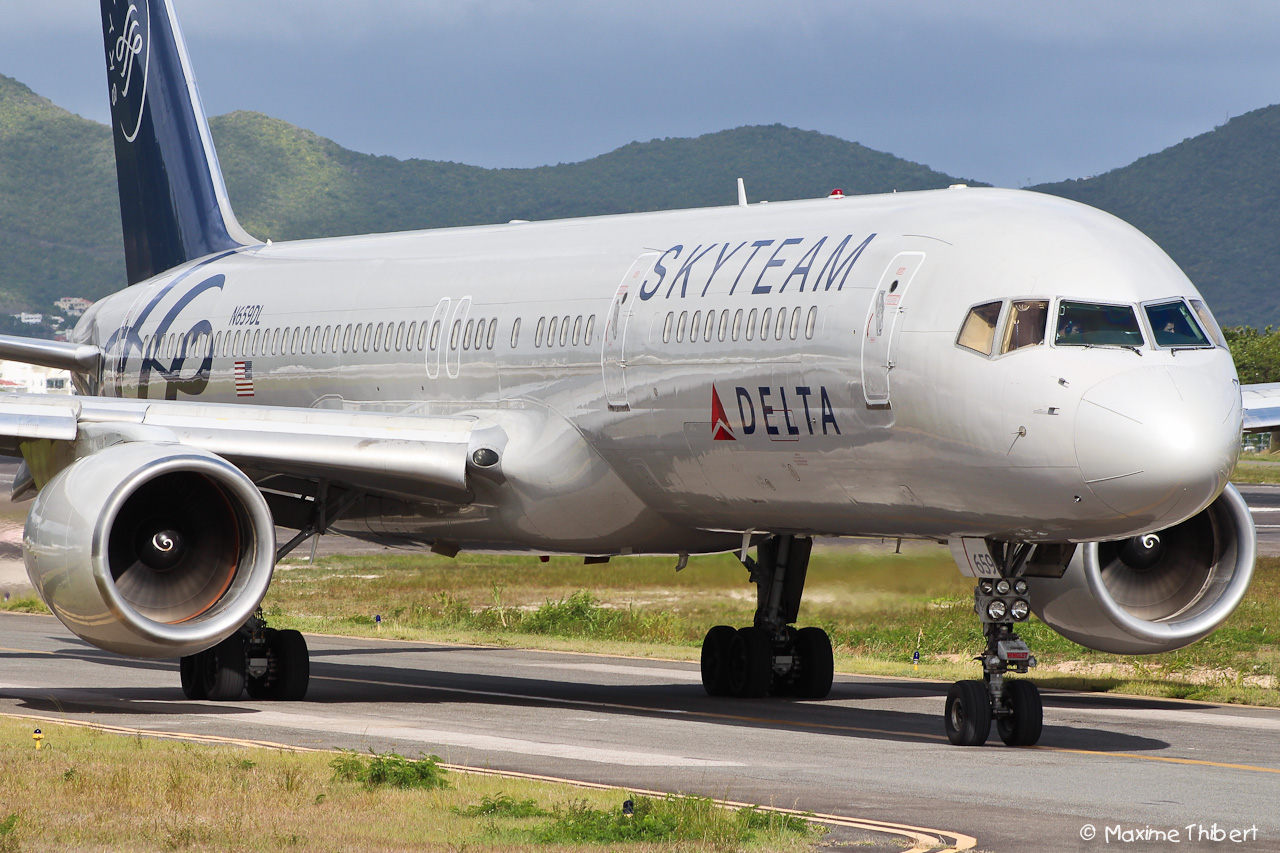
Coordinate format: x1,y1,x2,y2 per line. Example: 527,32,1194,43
1029,484,1255,655
24,442,276,659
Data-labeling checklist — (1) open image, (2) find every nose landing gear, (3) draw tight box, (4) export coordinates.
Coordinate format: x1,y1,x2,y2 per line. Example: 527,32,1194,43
945,570,1043,746
700,535,834,700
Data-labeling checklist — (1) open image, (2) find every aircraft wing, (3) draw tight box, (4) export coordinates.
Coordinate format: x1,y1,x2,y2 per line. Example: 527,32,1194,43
0,392,483,505
1241,383,1280,432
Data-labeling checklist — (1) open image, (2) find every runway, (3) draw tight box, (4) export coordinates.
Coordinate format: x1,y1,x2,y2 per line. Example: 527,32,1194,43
2,613,1278,852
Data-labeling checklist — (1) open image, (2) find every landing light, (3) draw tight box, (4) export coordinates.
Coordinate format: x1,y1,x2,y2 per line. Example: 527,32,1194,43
995,579,1012,595
1014,579,1029,595
1010,599,1031,620
986,600,1008,621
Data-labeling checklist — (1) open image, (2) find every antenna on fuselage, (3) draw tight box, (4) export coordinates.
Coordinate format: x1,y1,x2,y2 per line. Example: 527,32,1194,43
737,178,748,207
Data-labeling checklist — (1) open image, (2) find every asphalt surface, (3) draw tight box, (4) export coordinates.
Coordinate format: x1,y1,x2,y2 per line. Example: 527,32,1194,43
1,614,1278,852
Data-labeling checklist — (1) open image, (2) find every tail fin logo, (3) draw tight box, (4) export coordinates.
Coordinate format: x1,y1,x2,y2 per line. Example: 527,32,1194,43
104,1,151,143
711,386,736,441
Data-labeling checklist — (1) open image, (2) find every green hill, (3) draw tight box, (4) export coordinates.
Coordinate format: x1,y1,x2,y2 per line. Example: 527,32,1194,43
1034,104,1280,325
0,72,976,317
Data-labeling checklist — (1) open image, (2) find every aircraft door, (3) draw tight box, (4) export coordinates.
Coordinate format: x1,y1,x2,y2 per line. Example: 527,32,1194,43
602,253,657,411
861,251,926,406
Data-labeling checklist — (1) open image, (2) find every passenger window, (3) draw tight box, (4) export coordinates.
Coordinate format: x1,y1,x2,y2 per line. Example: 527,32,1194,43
400,322,409,351
1056,301,1144,348
1001,300,1048,354
805,306,817,340
362,324,373,352
677,311,687,343
548,316,559,347
704,310,715,342
957,301,1002,355
429,321,440,351
1189,299,1227,347
774,308,787,341
463,319,474,350
572,316,582,346
719,310,729,342
584,315,595,347
760,308,772,341
384,323,394,352
535,317,545,347
746,309,757,341
560,315,570,347
487,318,497,350
691,311,702,343
473,318,485,351
789,307,800,340
511,318,522,348
252,329,262,356
1147,300,1211,349
450,319,462,350
732,309,743,341
663,312,673,344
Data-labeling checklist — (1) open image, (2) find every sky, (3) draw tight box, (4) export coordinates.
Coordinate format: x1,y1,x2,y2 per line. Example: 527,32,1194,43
5,1,1280,188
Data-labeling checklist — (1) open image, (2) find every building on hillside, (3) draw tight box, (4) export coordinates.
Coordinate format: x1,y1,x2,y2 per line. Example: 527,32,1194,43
13,313,42,325
54,297,93,316
0,362,72,395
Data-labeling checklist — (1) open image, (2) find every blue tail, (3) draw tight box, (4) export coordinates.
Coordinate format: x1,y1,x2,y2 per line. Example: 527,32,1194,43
100,0,256,285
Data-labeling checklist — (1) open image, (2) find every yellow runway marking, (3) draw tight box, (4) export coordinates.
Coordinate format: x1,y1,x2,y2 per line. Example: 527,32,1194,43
0,710,975,853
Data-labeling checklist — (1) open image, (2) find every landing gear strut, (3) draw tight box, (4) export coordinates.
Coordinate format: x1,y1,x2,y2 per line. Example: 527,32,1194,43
945,545,1043,746
700,535,833,700
180,612,310,701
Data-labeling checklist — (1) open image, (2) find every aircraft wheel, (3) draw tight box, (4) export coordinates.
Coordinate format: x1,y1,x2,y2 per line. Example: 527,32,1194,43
997,680,1043,747
945,680,991,746
728,626,773,698
793,627,834,699
199,636,246,701
179,653,207,700
700,625,737,696
271,629,310,701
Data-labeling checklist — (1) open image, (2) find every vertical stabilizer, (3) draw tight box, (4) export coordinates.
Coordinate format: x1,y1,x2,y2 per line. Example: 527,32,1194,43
101,0,256,285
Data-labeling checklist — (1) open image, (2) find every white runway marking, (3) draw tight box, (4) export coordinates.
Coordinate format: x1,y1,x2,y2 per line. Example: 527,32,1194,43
245,710,745,767
516,662,702,681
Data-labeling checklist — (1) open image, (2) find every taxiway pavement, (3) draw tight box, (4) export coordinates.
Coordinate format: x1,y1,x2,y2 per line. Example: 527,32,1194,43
1,614,1278,851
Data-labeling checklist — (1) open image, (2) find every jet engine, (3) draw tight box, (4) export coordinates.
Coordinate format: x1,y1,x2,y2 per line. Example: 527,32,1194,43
24,442,276,659
1029,484,1255,655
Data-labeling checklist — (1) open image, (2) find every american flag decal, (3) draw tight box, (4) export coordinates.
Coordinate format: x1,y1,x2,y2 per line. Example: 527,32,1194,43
234,361,254,397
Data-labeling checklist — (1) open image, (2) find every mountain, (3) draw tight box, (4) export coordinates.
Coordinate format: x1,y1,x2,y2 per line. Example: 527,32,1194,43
1034,104,1280,325
0,72,976,318
0,76,122,311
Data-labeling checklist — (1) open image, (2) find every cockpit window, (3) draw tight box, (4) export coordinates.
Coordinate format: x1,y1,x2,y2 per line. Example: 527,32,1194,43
1188,299,1227,348
1055,301,1144,348
1001,300,1048,354
957,301,1002,356
1145,300,1212,349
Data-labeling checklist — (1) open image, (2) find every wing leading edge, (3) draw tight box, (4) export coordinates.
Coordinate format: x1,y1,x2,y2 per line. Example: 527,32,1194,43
0,392,485,504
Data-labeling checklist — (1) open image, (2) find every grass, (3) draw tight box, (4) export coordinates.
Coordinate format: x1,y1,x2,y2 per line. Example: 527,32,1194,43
1231,453,1280,484
8,533,1280,707
258,541,1280,707
0,718,819,852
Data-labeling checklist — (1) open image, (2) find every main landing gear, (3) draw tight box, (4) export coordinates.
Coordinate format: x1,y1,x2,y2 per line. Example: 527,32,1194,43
700,535,834,700
180,612,310,701
945,544,1044,747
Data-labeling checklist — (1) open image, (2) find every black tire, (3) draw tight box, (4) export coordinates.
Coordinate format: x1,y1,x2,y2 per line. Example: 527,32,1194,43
179,654,207,700
728,626,773,698
700,625,737,696
200,636,246,701
793,627,834,699
945,680,992,746
997,680,1043,747
270,629,310,701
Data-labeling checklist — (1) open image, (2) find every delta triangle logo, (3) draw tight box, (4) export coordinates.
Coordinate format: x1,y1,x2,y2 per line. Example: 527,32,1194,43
711,385,736,441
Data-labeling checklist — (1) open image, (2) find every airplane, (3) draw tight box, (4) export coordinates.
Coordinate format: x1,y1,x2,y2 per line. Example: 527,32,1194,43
0,0,1266,748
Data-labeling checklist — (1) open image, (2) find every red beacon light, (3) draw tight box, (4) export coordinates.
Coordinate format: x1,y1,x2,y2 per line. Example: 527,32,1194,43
828,188,845,199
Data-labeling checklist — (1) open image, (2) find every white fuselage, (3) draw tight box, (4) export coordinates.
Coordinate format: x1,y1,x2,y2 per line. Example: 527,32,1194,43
75,187,1242,555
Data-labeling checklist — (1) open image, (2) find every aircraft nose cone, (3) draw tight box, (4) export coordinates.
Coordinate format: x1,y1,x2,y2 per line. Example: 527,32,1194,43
1075,364,1240,527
